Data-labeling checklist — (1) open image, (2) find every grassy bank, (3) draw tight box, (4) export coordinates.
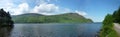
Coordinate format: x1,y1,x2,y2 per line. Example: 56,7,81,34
99,14,118,37
100,7,120,37
107,29,118,37
100,23,118,37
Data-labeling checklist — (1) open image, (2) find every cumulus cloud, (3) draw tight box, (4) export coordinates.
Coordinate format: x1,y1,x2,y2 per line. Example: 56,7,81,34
0,0,14,11
75,10,87,16
0,0,87,16
6,3,29,15
0,0,29,15
11,3,29,15
34,3,58,13
32,3,59,15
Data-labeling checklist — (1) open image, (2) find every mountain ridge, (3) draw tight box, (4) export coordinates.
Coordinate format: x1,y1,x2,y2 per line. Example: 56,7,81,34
12,13,93,23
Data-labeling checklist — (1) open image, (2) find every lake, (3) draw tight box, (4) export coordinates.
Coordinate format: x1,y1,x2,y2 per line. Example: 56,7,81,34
0,23,102,37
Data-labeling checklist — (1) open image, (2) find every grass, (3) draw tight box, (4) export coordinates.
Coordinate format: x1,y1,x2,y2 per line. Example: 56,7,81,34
100,28,119,37
107,28,119,37
100,23,119,37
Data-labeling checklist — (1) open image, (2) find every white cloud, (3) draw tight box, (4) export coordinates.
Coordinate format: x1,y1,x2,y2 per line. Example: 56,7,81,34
75,10,87,16
32,3,59,15
0,0,14,11
4,3,30,15
0,0,29,15
12,3,29,15
0,0,87,16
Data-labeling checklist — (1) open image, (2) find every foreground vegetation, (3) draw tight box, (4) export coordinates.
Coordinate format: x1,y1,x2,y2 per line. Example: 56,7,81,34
0,9,13,26
12,13,93,23
113,7,120,23
100,7,120,37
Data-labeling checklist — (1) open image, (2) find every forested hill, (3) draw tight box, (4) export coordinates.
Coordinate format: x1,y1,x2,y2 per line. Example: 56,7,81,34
12,13,93,23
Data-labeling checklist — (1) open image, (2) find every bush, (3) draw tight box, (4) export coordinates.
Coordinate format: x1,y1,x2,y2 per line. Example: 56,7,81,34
100,14,114,37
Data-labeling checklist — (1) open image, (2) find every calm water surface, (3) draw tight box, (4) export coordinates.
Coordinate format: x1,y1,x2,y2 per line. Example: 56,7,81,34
0,23,102,37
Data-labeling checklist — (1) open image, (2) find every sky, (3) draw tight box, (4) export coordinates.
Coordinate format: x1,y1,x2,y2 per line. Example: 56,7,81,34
0,0,120,22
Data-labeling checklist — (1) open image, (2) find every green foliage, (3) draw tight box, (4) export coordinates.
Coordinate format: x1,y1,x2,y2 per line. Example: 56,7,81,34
100,14,114,37
103,14,113,27
113,7,120,23
0,9,13,26
100,7,120,37
12,13,93,23
107,29,119,37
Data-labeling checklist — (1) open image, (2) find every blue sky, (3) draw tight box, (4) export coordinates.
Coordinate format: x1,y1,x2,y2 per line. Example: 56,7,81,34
0,0,120,22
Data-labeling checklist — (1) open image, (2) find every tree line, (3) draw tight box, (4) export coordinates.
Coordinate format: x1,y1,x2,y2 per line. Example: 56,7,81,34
100,7,120,37
0,9,13,26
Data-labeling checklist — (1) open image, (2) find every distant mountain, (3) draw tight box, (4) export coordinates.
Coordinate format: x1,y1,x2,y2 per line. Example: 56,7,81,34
12,13,93,23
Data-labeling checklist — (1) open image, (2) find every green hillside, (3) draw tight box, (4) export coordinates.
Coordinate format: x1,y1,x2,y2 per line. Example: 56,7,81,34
12,13,93,23
100,7,120,37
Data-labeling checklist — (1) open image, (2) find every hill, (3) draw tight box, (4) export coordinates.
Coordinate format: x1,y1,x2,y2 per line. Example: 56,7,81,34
12,13,93,23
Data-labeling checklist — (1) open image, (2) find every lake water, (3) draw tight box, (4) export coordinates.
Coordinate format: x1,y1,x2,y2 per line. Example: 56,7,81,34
0,23,102,37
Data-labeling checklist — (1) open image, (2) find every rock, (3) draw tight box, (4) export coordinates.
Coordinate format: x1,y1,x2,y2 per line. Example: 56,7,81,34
0,8,14,27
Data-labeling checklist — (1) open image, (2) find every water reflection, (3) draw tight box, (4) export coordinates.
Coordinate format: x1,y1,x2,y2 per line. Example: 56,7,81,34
0,26,13,37
9,23,102,37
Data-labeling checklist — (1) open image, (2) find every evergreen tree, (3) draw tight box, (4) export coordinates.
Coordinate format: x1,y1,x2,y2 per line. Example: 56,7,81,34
113,7,120,23
0,9,13,26
101,14,113,37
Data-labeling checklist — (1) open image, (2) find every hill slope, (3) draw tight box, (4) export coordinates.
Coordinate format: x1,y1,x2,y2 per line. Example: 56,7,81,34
12,13,93,23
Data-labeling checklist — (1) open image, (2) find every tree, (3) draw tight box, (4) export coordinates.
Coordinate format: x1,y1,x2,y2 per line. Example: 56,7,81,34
117,7,120,23
0,9,13,26
101,14,113,37
103,14,113,26
113,11,118,22
113,7,120,23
